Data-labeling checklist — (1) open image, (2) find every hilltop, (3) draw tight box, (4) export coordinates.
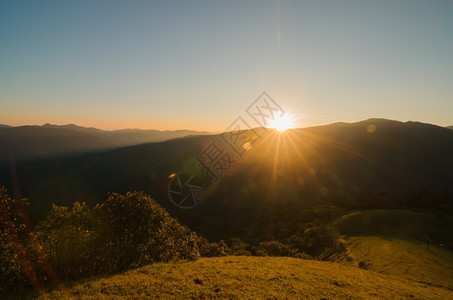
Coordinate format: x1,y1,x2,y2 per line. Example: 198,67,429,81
17,256,452,299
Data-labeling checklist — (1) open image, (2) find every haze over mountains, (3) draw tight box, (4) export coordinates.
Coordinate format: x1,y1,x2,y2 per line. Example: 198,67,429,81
0,123,209,163
1,118,452,226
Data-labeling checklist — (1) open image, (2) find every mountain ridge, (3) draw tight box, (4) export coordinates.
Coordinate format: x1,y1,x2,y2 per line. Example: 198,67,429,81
1,118,452,224
0,123,210,163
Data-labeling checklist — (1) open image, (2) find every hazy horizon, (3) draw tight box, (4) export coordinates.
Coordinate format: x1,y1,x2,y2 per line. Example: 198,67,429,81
1,1,452,131
1,116,452,132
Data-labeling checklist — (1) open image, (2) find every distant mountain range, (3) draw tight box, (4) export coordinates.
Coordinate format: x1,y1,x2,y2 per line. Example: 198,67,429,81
1,118,452,229
447,125,453,130
0,123,209,163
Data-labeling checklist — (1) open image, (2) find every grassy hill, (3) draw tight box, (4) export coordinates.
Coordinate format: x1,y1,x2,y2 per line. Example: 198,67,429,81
13,256,453,299
334,236,453,290
331,210,453,290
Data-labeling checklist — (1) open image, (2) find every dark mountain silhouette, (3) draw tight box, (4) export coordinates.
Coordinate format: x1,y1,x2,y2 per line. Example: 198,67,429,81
447,125,453,130
0,123,209,163
1,118,452,240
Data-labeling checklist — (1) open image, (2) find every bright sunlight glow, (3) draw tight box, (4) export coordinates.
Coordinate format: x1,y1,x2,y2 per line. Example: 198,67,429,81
269,114,293,132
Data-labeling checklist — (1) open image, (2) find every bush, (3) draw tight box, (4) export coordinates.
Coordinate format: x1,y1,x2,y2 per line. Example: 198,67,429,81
36,202,98,278
0,188,205,291
198,238,229,257
258,240,298,257
93,191,201,271
232,249,252,256
0,186,35,291
0,228,28,291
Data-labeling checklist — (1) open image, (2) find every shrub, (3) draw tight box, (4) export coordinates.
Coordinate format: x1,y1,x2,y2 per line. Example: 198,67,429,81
0,186,36,291
233,249,252,256
229,238,252,256
199,238,229,257
258,240,298,257
93,191,200,271
36,202,98,278
1,188,205,291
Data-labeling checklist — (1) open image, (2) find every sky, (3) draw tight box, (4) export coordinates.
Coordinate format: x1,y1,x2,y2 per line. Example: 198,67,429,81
1,0,452,131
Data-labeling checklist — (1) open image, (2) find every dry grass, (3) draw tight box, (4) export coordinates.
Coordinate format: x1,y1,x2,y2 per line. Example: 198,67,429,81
334,236,453,290
29,256,453,299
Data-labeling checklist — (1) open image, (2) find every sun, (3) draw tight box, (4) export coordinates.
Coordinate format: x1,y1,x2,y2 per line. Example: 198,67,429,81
269,114,293,132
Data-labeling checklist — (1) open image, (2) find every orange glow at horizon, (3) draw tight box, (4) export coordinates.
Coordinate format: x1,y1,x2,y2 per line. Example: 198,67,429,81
0,117,222,132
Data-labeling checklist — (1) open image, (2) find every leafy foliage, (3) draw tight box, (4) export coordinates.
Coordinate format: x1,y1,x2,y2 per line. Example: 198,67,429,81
0,186,36,291
36,202,98,278
0,188,223,292
257,240,299,257
92,191,200,271
198,237,229,257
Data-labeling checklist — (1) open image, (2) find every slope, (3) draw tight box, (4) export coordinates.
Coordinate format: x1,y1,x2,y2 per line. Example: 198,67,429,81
331,210,453,289
16,256,453,299
334,236,453,290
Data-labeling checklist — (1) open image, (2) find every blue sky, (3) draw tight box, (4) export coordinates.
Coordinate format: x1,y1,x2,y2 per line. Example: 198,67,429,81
1,0,452,130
